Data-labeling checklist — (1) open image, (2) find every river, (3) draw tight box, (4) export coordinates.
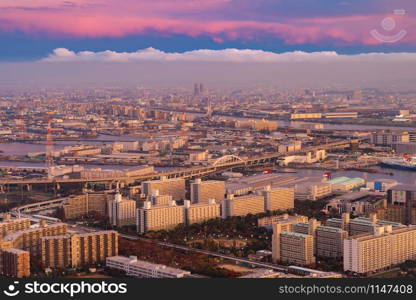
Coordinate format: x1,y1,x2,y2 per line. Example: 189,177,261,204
279,166,416,185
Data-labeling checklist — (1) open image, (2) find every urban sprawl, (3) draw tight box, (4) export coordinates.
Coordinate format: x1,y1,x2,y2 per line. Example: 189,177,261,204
1,86,416,278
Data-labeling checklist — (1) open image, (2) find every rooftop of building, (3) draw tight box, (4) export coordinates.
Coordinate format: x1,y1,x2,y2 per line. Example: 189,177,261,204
345,225,416,241
3,223,67,242
326,176,364,185
329,191,385,202
0,217,30,226
389,184,416,192
316,225,346,233
325,217,404,228
280,231,311,238
107,256,190,275
143,177,185,184
294,222,309,228
230,194,264,201
3,248,29,254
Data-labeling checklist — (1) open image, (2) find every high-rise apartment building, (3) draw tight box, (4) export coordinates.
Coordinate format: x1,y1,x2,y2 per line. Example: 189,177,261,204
326,213,405,236
272,223,315,266
344,225,416,274
184,200,221,225
190,179,225,204
1,248,30,278
41,231,119,269
0,221,68,257
41,234,76,268
148,190,173,206
262,186,294,212
108,192,136,227
142,177,185,201
137,201,184,234
221,194,265,218
315,226,348,258
63,193,110,219
0,215,31,237
293,219,320,235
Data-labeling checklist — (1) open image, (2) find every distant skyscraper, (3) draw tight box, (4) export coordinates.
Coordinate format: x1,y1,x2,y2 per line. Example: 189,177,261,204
194,83,200,96
193,83,205,96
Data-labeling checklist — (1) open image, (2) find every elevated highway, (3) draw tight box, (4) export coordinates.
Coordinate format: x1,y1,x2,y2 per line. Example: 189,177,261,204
0,139,358,187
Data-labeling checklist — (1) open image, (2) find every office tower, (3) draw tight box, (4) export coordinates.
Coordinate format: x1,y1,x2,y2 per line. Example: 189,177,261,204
190,179,225,204
41,231,118,269
106,256,191,278
137,201,184,234
262,186,294,211
315,226,348,258
199,83,204,95
222,194,265,218
344,225,416,274
108,192,136,227
142,177,185,201
184,199,221,225
1,249,30,278
272,223,315,265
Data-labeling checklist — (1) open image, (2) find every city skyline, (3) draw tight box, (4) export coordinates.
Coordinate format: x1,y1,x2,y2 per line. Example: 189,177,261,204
2,0,416,285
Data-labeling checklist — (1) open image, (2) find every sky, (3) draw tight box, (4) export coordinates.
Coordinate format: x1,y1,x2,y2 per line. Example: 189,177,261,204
0,0,415,87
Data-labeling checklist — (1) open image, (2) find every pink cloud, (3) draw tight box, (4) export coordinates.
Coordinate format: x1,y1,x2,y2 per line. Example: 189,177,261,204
0,1,415,45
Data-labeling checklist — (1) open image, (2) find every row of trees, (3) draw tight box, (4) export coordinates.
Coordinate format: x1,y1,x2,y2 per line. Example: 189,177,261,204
119,239,241,278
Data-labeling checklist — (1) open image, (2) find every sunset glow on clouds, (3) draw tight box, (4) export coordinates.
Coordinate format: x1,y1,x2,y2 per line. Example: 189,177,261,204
0,0,414,45
0,0,415,61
